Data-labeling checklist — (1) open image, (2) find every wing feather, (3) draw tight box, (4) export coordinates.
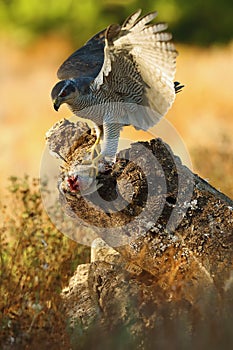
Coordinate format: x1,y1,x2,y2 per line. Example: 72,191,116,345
130,11,158,30
92,11,178,129
122,9,142,29
57,29,105,80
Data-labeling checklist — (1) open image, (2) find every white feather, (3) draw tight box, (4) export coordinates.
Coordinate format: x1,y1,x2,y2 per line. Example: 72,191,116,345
93,10,178,129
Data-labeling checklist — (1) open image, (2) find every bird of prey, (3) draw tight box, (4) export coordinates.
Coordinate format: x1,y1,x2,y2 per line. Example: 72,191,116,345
51,9,183,172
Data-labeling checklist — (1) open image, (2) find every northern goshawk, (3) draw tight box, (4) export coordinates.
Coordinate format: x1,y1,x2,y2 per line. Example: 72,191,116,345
51,10,183,170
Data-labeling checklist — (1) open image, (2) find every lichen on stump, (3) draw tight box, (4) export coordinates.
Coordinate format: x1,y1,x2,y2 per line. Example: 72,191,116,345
46,118,233,343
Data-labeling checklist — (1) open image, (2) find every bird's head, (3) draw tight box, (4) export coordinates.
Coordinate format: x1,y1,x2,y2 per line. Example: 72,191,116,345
51,80,77,111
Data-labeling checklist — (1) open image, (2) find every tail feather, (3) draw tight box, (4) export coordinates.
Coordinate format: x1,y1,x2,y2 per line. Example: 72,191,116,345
174,81,184,93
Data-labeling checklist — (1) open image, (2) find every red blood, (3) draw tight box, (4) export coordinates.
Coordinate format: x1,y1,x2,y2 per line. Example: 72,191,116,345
67,175,80,192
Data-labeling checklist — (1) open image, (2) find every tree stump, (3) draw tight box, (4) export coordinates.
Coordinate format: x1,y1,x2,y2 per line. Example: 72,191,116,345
46,118,233,348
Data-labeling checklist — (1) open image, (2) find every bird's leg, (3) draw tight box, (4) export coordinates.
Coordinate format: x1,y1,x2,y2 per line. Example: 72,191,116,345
80,125,102,179
81,122,121,177
90,125,101,159
101,122,121,161
93,122,121,171
82,125,102,165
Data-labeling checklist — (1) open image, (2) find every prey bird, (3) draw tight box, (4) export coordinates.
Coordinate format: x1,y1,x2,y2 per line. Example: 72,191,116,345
51,9,183,173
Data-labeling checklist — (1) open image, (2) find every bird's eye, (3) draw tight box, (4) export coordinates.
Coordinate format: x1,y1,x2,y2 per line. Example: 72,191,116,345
59,84,76,98
60,89,68,97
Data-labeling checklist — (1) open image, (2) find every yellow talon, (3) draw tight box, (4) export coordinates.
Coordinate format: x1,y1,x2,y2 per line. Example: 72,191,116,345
90,139,101,159
92,126,101,156
82,126,102,171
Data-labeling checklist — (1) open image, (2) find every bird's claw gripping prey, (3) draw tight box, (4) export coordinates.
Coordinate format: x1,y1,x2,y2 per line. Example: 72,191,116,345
81,153,104,178
81,126,113,176
51,9,183,191
59,163,103,196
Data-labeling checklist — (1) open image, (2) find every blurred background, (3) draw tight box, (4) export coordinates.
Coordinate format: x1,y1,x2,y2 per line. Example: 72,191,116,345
0,0,233,197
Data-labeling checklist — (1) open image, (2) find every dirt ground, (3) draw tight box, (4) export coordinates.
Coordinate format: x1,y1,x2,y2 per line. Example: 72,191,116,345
0,34,232,196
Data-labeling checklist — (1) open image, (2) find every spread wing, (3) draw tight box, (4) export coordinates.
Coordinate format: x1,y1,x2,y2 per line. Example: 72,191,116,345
57,29,106,80
92,10,178,129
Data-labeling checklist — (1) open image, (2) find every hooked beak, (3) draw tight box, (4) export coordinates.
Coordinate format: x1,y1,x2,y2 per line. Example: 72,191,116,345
53,98,61,111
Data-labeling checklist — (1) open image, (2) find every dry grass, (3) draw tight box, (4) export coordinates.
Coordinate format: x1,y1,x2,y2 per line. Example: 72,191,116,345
1,178,232,349
0,176,90,349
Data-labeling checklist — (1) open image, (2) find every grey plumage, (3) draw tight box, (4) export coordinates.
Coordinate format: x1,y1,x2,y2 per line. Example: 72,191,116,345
57,29,105,81
51,9,183,163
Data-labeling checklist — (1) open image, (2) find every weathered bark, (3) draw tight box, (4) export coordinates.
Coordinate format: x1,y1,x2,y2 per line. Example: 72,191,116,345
46,118,233,345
